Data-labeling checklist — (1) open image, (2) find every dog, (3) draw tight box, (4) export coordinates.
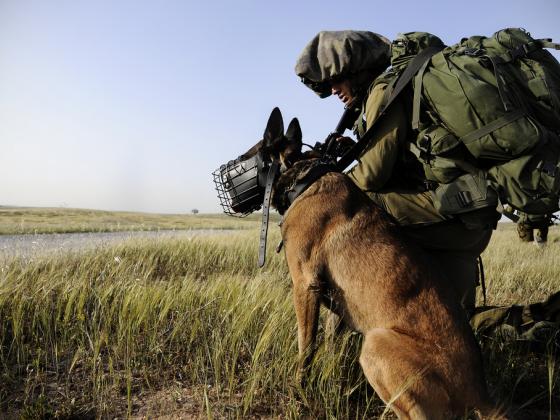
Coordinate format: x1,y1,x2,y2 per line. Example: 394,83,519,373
244,108,504,419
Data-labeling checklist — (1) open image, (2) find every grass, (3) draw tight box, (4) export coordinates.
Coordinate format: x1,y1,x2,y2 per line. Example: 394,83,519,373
0,219,559,418
0,207,272,235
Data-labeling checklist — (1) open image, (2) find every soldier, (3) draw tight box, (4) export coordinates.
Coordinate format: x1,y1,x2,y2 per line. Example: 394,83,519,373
295,30,499,314
516,212,552,245
295,30,560,341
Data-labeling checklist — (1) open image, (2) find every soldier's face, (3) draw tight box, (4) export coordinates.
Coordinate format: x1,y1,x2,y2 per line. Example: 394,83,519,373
331,79,354,106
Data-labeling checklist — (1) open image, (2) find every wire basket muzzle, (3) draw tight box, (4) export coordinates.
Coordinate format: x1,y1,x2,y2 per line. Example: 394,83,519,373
213,154,266,217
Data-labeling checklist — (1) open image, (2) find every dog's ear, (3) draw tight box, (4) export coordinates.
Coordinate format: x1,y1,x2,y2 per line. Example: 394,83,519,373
263,107,284,149
285,118,302,151
281,117,303,168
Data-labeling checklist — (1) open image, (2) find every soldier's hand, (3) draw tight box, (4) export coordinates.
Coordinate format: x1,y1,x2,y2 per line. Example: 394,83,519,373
331,136,356,156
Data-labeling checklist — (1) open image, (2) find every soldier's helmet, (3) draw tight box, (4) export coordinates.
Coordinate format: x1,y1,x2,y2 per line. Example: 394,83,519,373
295,30,391,98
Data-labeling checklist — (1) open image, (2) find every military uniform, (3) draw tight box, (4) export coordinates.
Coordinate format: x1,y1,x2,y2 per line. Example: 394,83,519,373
295,30,559,339
347,81,498,312
516,212,552,243
348,82,559,335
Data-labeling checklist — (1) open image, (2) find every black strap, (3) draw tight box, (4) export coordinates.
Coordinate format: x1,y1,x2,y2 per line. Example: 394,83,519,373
335,46,443,172
258,161,279,267
478,256,486,306
459,109,526,145
499,205,520,223
287,163,336,204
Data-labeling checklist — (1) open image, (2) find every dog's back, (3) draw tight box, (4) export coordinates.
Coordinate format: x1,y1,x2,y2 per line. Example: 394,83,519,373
280,170,497,419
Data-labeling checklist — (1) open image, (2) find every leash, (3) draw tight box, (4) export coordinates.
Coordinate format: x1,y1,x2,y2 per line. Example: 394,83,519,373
258,160,280,267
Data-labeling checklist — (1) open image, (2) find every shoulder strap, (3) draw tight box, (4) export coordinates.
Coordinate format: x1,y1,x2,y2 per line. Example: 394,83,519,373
335,46,444,172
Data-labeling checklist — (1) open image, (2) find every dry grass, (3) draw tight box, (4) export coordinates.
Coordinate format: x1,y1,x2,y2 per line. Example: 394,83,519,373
0,219,558,419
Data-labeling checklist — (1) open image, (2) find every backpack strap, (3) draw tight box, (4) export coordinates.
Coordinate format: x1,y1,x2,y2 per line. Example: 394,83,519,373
407,141,482,177
411,57,433,130
336,46,444,172
459,108,527,146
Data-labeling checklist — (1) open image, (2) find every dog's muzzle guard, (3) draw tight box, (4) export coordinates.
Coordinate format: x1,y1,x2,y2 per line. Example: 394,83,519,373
213,153,280,267
213,153,271,217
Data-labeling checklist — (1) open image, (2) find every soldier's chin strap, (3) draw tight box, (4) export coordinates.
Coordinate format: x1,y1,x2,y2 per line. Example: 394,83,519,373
258,160,280,267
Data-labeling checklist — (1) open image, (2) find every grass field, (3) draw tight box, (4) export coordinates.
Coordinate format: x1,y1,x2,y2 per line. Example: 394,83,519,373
0,210,559,418
0,207,274,235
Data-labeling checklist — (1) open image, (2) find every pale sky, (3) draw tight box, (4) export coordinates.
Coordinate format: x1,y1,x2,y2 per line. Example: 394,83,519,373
1,0,559,213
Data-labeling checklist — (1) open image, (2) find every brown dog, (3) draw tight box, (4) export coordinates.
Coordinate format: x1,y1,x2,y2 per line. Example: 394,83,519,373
248,108,502,419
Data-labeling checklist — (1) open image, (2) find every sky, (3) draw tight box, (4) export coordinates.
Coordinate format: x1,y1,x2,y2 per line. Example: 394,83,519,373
1,0,559,214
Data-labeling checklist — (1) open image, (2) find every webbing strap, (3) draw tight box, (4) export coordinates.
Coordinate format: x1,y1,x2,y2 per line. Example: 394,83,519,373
258,161,279,268
335,46,443,172
411,58,432,130
486,55,516,111
459,109,526,145
287,163,336,204
499,206,520,223
407,141,479,174
478,256,486,306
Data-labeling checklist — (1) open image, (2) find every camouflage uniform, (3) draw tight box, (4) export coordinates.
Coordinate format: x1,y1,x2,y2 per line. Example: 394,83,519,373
347,81,498,312
295,30,559,339
295,30,498,313
516,212,552,243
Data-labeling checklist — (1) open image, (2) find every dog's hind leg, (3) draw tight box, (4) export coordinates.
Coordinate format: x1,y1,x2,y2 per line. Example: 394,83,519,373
359,328,452,420
291,270,321,383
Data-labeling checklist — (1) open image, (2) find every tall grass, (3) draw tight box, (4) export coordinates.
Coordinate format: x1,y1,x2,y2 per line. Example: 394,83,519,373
0,225,559,418
479,225,560,305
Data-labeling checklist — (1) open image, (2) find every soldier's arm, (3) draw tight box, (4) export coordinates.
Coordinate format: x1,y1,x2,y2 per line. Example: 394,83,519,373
347,83,408,191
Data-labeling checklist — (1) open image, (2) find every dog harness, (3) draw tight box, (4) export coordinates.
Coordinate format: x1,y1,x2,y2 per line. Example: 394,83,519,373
273,160,338,256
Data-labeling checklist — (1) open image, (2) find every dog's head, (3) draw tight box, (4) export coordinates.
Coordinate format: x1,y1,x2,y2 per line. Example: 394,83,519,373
214,107,322,217
240,107,304,170
213,108,325,267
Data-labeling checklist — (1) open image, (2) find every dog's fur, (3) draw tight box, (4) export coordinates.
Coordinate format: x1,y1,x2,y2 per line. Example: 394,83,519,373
250,108,503,419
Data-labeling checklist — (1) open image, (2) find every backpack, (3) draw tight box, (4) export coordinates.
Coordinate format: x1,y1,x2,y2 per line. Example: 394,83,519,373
388,29,560,216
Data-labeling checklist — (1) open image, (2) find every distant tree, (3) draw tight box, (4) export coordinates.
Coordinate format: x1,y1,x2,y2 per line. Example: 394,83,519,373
191,208,199,215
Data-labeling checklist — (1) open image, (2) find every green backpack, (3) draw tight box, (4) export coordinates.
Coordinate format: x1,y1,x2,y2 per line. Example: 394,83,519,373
389,29,560,215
